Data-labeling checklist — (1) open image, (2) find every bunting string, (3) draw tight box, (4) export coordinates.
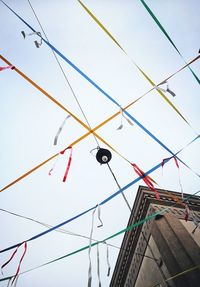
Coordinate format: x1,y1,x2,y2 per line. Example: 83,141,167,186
1,2,199,285
0,53,199,193
77,0,194,127
139,0,200,85
0,136,199,255
1,189,200,283
0,1,198,131
1,242,27,286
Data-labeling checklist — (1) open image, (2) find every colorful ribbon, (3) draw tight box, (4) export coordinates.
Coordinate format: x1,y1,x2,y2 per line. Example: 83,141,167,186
53,115,71,145
0,136,198,255
60,147,73,182
0,65,14,71
96,244,101,287
1,190,200,283
0,1,194,127
77,0,192,126
1,242,27,286
0,54,199,193
131,163,160,199
139,0,200,85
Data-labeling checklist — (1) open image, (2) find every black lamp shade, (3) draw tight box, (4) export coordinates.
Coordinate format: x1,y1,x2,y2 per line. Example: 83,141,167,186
96,148,112,164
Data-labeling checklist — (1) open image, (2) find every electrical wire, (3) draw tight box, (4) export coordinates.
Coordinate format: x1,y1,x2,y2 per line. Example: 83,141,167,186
27,0,133,213
107,163,132,212
27,0,136,219
0,207,156,261
27,0,100,147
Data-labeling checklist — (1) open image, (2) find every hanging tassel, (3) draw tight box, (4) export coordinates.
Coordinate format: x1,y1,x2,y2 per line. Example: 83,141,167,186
48,155,60,176
166,85,176,97
48,146,73,182
122,113,134,126
21,31,42,48
1,242,27,286
131,163,160,199
155,82,176,97
96,244,102,287
60,147,73,182
21,31,41,38
0,65,15,72
174,157,184,200
88,206,98,287
97,205,103,228
116,108,133,130
104,241,111,277
116,109,123,130
162,156,184,200
54,115,71,145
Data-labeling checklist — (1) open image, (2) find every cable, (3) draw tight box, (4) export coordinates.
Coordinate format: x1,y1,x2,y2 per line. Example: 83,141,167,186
27,0,100,147
107,163,132,212
0,207,157,262
27,0,136,215
1,189,200,283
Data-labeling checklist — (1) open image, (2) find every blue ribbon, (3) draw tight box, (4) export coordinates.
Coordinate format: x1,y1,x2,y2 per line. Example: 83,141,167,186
0,135,198,254
1,1,199,177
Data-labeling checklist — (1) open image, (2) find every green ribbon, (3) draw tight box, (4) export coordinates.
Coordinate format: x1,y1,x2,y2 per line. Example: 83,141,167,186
1,189,199,282
139,0,200,85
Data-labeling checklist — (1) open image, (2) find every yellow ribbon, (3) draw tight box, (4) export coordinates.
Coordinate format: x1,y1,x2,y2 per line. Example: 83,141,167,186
78,0,192,126
150,263,200,286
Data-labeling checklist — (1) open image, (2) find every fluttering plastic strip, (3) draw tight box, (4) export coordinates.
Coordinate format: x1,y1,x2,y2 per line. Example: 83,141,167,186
1,242,27,286
0,65,14,71
0,135,198,255
53,115,71,146
77,0,192,126
139,0,200,85
0,53,199,192
131,163,160,199
1,190,200,283
60,147,73,182
88,207,97,287
0,1,195,126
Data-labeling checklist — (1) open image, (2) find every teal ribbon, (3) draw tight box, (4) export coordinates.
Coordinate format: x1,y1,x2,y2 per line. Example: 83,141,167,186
139,0,200,84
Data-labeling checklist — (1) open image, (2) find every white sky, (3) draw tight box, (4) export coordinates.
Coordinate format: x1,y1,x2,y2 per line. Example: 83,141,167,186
0,0,200,286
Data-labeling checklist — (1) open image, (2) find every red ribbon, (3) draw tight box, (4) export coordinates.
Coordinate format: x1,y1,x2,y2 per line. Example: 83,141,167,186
0,65,15,71
60,146,73,182
1,241,27,285
131,163,160,199
161,156,179,169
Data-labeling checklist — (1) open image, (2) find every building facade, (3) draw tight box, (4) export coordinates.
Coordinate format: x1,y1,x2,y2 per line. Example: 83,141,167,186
110,186,200,287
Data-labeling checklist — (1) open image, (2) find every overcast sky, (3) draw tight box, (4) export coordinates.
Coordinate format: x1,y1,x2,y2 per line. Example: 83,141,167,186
0,0,200,286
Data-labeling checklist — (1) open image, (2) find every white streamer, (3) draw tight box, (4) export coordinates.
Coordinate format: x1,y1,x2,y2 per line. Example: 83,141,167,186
96,244,102,287
97,205,103,228
154,81,176,97
54,115,71,145
88,206,97,287
104,241,111,277
116,108,133,130
21,31,42,48
7,278,11,287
